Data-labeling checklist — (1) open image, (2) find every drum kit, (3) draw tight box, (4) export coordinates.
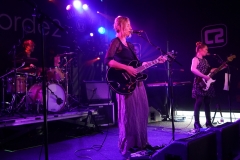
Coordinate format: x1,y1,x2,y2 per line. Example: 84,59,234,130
0,52,77,116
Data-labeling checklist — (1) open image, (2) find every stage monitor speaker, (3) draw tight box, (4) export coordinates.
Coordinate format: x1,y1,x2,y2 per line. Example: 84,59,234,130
82,81,111,104
210,122,240,160
152,131,217,160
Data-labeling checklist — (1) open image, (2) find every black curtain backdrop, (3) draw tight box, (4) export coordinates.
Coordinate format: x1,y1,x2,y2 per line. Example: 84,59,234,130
0,0,239,112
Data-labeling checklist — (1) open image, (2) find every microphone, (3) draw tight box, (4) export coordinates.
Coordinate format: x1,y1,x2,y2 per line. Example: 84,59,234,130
208,53,224,63
207,53,220,56
56,98,63,105
131,30,144,34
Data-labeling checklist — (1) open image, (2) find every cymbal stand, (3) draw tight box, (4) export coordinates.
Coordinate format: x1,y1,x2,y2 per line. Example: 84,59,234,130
63,56,79,109
15,73,32,114
0,63,25,116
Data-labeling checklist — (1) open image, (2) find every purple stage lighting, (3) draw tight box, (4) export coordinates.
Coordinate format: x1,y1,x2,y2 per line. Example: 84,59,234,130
82,4,88,10
90,33,94,37
73,0,81,9
66,5,71,10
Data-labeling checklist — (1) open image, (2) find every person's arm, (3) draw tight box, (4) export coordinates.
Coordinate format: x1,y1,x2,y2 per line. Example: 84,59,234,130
105,39,137,76
191,57,210,80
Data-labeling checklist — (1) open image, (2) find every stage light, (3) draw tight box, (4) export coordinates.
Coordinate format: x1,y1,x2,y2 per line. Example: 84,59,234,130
66,5,72,10
97,11,100,13
82,4,88,10
97,57,100,60
90,33,94,37
98,27,106,34
73,0,81,9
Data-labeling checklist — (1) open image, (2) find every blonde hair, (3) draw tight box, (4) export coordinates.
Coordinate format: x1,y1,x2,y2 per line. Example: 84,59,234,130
113,16,130,37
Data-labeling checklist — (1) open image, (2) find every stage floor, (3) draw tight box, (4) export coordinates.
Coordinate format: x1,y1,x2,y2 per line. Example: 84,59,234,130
1,116,239,160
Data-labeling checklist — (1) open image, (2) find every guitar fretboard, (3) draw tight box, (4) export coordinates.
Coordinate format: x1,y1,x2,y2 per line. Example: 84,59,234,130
136,59,159,73
209,62,226,78
209,55,236,78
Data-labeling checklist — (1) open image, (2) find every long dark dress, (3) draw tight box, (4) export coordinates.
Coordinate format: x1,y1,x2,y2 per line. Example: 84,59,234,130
105,37,149,155
192,57,215,98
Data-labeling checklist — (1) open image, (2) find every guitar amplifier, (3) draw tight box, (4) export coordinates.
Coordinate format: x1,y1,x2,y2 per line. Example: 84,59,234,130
82,81,112,104
89,103,115,126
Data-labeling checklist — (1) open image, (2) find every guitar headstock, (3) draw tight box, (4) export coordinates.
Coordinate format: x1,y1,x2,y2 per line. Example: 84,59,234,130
227,54,236,62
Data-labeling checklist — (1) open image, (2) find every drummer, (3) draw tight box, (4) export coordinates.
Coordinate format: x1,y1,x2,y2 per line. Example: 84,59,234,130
16,40,36,68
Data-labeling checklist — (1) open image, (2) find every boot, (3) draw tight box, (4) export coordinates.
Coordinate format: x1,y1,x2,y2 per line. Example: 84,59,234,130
194,121,202,129
205,111,214,128
205,121,214,128
194,115,202,129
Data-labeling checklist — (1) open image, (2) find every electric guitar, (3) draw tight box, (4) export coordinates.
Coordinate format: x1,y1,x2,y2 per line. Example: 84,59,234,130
197,54,236,91
106,56,167,95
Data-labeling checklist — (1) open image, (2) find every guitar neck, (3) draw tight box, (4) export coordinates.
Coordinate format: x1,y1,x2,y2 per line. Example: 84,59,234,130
136,59,159,73
209,62,226,78
209,55,236,78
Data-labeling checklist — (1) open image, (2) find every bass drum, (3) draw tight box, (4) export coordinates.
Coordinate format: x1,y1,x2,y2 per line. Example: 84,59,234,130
27,83,66,112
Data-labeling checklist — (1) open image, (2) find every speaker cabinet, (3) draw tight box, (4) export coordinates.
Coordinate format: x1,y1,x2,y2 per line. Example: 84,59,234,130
210,122,240,160
82,81,111,104
89,103,115,126
152,131,217,160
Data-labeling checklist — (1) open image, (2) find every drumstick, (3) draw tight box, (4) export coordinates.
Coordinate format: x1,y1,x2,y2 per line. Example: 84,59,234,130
63,58,73,67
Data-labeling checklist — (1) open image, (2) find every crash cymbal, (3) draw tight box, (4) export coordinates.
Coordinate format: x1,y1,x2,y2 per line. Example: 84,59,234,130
57,52,75,56
16,67,36,73
13,58,38,63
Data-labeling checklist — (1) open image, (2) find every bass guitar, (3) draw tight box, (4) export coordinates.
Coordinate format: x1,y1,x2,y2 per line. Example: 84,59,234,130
197,54,236,91
106,56,167,95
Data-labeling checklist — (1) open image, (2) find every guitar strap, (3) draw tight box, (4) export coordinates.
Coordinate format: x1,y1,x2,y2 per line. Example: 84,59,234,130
128,43,139,61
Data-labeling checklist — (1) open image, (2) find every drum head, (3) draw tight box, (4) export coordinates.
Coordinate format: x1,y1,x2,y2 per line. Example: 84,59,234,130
27,83,66,112
47,83,66,112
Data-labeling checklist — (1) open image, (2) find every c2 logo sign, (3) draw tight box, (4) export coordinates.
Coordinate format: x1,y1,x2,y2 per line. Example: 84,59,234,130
201,24,227,48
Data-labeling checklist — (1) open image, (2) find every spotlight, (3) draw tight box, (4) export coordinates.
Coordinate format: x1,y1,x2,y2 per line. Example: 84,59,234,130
90,33,94,37
73,0,81,9
97,11,99,13
82,4,88,10
98,27,106,34
66,5,71,10
97,57,100,60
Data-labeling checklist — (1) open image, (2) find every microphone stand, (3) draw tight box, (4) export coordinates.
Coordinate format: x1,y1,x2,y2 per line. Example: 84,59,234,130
20,1,68,159
227,66,232,122
135,32,182,141
214,54,233,122
7,21,27,115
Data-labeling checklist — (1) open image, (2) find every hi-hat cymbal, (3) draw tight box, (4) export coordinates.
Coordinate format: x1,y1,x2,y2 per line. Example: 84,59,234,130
16,67,37,73
13,58,38,63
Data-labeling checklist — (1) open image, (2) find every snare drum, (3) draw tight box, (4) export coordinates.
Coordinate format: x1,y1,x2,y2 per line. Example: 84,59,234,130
7,75,26,93
27,83,66,112
47,67,64,82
